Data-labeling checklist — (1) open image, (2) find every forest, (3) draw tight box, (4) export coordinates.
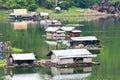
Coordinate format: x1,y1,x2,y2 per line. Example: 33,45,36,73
0,0,120,11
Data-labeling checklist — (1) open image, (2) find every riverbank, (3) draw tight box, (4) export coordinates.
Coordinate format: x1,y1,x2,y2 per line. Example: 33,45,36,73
37,7,112,18
0,7,114,22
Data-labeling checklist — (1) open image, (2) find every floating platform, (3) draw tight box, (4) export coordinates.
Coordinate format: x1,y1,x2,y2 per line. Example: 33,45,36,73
5,60,100,68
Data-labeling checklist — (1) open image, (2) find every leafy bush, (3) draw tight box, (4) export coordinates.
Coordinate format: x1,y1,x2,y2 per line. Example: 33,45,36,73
11,48,23,53
45,1,55,9
0,60,4,67
60,1,71,10
10,4,21,9
28,4,38,11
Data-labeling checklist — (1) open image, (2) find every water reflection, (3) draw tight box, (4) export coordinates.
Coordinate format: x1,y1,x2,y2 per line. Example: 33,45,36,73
3,66,92,80
11,20,38,30
45,39,68,51
4,68,51,80
13,21,27,30
2,15,120,80
5,73,40,80
51,67,92,80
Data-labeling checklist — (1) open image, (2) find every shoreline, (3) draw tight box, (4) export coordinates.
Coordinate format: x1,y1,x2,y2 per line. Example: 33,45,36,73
1,8,119,21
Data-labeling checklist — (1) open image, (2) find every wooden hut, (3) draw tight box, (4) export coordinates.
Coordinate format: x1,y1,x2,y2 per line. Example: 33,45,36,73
68,30,82,37
69,36,102,50
9,9,32,20
8,53,36,66
45,27,65,40
61,27,82,37
47,49,97,65
44,20,62,27
40,12,49,20
61,27,76,32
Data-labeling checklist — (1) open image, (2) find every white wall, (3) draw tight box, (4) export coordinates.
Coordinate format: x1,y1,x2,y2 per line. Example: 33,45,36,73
58,58,73,64
51,54,58,64
51,54,74,64
83,58,92,63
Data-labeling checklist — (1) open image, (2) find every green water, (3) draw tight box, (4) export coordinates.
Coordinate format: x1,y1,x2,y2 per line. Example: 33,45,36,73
0,16,120,80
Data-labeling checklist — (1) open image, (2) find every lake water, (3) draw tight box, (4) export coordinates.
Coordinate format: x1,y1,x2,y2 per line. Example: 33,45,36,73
0,16,120,80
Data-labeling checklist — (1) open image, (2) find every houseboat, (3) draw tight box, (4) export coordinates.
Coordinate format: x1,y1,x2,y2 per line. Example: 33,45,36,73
40,12,49,20
6,53,36,67
61,27,82,37
8,9,37,20
45,27,65,40
41,20,62,27
68,30,82,37
69,36,102,50
47,49,97,67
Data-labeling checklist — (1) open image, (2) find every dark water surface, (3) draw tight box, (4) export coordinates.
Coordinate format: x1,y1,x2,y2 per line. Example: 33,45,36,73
0,16,120,80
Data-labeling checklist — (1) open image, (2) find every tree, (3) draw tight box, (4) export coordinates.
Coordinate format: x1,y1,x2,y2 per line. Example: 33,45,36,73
0,0,100,9
74,0,98,8
28,4,38,11
60,1,71,10
45,0,55,9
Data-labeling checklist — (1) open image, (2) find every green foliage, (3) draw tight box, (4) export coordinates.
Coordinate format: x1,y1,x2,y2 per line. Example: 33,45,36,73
11,47,23,53
73,0,98,8
0,60,4,67
10,4,21,9
45,0,55,9
28,4,38,11
0,0,119,10
60,1,71,10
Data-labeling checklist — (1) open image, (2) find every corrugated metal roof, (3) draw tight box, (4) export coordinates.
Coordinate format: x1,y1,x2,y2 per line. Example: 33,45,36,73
45,40,68,46
45,27,60,32
51,49,96,58
11,53,35,60
59,54,97,59
61,27,75,31
56,30,65,33
71,36,98,41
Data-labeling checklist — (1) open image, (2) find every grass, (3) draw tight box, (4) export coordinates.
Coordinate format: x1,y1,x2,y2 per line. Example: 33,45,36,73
0,10,9,22
37,7,93,17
